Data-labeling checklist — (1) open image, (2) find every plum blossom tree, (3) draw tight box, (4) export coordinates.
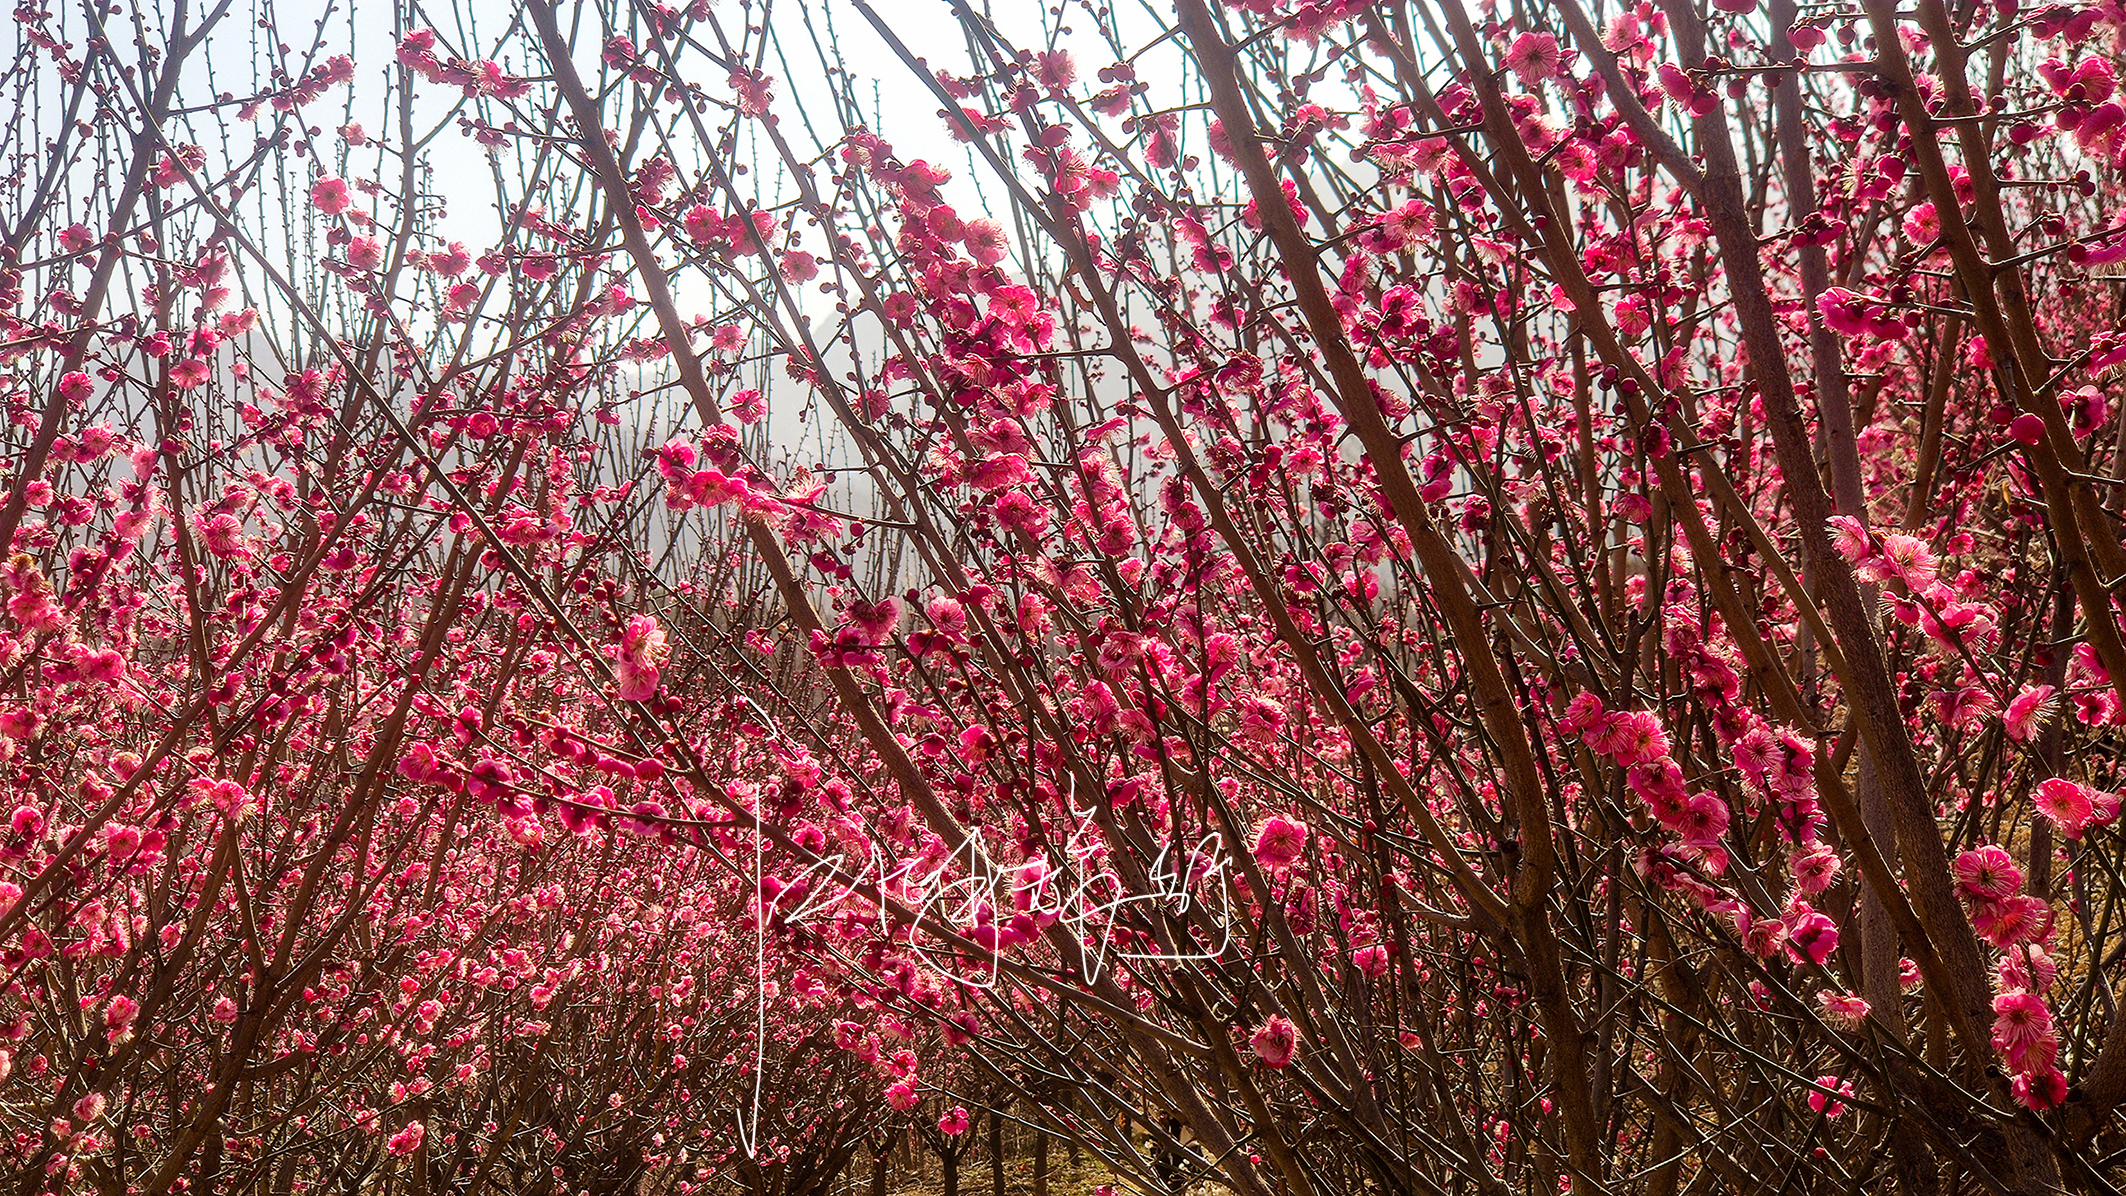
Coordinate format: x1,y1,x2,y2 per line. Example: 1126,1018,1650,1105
0,4,884,1194
8,0,2126,1195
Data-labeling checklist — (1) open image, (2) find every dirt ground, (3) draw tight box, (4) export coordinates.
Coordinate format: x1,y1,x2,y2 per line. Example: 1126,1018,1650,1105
882,1152,1234,1196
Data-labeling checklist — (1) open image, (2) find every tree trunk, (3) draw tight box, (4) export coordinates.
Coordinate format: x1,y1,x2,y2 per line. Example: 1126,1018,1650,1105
1065,1096,1079,1171
198,1131,224,1196
1033,1133,1048,1196
990,1108,1005,1196
942,1153,960,1196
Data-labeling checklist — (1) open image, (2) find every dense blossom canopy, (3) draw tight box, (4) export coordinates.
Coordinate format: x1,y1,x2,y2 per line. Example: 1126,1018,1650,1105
3,0,2126,1194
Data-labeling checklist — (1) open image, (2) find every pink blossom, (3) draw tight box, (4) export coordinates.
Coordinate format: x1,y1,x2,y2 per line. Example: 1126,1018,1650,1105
925,594,968,637
1954,845,2024,901
201,779,253,822
1998,945,2059,994
616,661,660,702
1503,32,1561,85
1036,50,1077,90
1741,917,1788,959
1558,692,1606,733
1826,515,1872,563
938,1106,970,1136
101,821,142,870
1251,816,1308,870
104,995,139,1036
1674,794,1730,848
1238,695,1287,745
968,453,1033,492
2034,777,2098,838
171,358,211,389
619,614,668,670
1902,201,1941,246
58,370,94,404
1806,1075,1851,1119
1873,534,1939,589
1971,894,2054,948
2013,1067,2069,1111
729,69,775,117
1992,990,2056,1063
1585,709,1668,766
387,1120,425,1156
1818,288,1874,338
1250,1015,1299,1068
886,1082,920,1114
1374,200,1435,250
964,219,1009,266
1817,992,1870,1031
1784,906,1839,966
1790,843,1841,894
845,598,902,646
1626,760,1688,822
993,490,1049,536
311,176,351,214
684,205,728,246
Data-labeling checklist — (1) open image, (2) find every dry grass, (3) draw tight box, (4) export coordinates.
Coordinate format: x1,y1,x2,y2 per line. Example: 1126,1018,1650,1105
881,1149,1234,1196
